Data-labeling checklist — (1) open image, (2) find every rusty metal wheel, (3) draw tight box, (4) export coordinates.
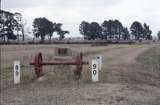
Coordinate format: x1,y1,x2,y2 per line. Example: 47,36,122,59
74,52,83,80
34,52,43,78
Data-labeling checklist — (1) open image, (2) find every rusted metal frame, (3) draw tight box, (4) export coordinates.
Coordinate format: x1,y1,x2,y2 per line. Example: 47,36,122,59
30,52,88,80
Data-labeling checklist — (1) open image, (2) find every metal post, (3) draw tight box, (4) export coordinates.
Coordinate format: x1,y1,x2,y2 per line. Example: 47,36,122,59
14,61,21,84
0,0,1,10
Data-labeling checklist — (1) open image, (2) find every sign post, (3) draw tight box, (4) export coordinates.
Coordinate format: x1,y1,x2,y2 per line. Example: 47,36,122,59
96,55,102,71
91,59,99,82
14,61,20,84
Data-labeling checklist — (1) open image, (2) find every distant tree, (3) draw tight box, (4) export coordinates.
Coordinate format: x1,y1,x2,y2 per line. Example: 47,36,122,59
53,23,70,40
47,22,56,41
102,20,124,40
58,30,69,40
4,18,17,41
143,23,147,39
79,21,102,40
107,20,114,39
102,20,113,40
13,12,23,42
114,20,123,40
22,19,27,41
46,23,58,42
157,31,160,40
101,21,109,40
33,17,53,43
13,13,27,42
89,22,102,39
79,21,90,39
122,27,130,40
143,23,152,40
130,21,143,40
0,10,17,42
54,23,62,33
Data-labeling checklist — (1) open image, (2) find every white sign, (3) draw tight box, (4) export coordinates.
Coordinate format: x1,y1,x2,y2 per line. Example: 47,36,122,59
91,59,99,82
96,55,102,71
14,61,20,84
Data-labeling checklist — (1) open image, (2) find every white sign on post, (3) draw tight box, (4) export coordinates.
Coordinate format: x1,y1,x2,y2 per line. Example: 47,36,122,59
96,55,102,71
91,59,99,82
14,61,20,84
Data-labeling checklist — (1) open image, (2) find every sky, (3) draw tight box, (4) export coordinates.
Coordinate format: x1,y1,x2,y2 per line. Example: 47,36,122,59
2,0,160,37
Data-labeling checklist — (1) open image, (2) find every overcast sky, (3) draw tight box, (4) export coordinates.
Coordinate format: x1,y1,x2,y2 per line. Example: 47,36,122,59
2,0,160,37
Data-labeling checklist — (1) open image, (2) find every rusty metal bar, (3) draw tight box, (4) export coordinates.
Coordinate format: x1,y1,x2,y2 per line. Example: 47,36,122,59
30,61,88,65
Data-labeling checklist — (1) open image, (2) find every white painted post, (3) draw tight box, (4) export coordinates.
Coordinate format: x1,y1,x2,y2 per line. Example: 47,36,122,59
96,55,102,71
14,61,20,84
91,59,99,82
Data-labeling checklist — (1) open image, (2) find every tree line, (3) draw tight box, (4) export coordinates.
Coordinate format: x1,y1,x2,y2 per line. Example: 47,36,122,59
33,17,69,43
0,10,69,43
1,10,160,43
79,20,153,40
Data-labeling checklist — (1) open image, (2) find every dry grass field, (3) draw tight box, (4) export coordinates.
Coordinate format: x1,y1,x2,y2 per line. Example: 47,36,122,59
1,43,160,105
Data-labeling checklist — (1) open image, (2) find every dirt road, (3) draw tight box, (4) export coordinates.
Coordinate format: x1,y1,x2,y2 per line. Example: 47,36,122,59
1,44,160,105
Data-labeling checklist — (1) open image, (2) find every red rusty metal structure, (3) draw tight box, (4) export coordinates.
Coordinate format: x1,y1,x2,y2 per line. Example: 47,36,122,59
30,52,88,80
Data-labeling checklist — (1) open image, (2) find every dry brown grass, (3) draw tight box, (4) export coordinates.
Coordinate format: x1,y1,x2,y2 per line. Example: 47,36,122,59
1,44,160,105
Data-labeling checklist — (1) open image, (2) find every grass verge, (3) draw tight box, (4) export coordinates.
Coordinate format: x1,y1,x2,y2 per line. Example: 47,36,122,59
137,47,160,72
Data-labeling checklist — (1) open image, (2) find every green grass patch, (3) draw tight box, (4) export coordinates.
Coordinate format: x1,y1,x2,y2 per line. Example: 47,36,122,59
137,47,160,72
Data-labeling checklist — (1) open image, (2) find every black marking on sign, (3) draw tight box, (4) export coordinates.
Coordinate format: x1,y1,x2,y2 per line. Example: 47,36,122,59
15,71,19,76
93,70,97,75
16,65,19,70
93,64,96,69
